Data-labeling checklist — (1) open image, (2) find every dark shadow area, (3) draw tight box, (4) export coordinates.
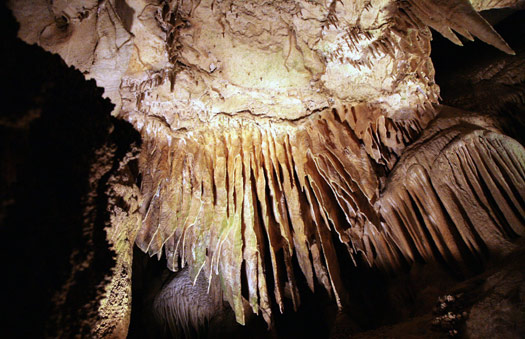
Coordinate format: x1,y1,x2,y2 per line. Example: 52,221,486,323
128,242,336,338
1,2,139,337
431,9,525,144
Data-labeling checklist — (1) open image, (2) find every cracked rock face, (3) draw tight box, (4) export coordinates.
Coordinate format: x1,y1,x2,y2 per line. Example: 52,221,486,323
120,0,436,124
9,0,525,336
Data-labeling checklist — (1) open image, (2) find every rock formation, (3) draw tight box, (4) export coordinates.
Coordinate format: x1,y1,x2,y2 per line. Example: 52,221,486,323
6,0,525,337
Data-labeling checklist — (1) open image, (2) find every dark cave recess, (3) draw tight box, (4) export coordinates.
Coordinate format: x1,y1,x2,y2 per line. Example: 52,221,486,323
1,3,139,337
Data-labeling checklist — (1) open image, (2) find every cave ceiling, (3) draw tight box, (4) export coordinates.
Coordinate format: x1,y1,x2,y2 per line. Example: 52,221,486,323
7,0,525,337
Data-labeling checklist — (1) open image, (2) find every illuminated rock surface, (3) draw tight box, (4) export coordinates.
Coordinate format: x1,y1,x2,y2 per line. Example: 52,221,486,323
4,0,525,337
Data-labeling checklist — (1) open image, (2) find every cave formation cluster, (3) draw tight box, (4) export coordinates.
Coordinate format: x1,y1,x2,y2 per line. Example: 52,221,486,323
6,0,525,337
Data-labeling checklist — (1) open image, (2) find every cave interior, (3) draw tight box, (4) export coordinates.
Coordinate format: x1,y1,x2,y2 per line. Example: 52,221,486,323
1,1,525,338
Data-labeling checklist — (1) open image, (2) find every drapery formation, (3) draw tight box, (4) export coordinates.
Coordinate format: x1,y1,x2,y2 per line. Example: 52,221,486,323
381,108,525,271
9,0,525,334
135,102,525,325
135,103,405,324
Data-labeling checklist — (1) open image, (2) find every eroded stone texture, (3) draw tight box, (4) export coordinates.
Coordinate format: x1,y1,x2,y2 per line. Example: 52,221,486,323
95,147,142,337
8,0,525,336
464,249,525,339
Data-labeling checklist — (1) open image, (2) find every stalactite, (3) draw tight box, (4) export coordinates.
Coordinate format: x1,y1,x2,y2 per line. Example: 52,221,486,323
403,0,515,54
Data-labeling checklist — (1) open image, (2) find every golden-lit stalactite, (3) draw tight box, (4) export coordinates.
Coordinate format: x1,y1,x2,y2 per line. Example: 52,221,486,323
133,107,383,323
403,0,516,54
